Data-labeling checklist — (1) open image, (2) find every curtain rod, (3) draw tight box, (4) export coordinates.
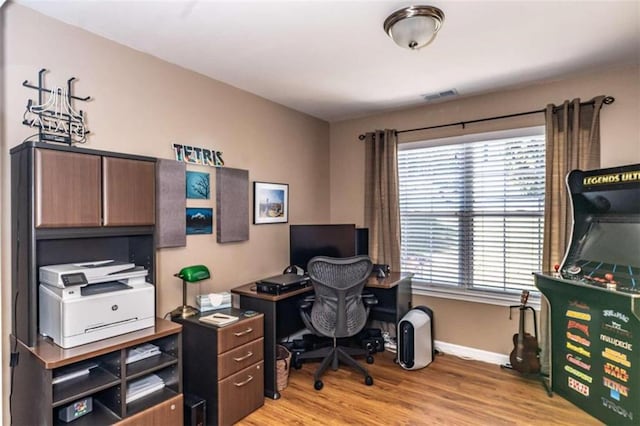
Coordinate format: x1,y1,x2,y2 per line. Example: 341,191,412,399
357,96,615,140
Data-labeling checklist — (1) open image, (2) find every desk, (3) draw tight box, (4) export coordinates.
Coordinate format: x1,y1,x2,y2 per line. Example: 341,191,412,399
231,272,413,399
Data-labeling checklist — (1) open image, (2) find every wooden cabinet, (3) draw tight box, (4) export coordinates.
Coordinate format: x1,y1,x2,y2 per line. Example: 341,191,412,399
11,142,158,347
176,310,265,426
35,148,102,227
10,142,167,425
32,146,155,229
11,319,183,426
103,157,155,226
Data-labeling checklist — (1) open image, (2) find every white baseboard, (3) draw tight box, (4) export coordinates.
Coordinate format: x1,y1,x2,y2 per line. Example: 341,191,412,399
435,340,509,366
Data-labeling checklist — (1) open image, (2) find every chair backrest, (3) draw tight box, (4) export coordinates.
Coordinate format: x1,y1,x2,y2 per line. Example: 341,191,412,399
307,255,373,338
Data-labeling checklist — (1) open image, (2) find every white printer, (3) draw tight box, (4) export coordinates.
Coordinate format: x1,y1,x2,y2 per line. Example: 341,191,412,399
39,260,155,349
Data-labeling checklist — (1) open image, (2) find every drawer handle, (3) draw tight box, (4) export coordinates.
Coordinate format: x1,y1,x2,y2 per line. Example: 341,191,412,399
233,351,254,362
234,327,253,337
233,375,254,387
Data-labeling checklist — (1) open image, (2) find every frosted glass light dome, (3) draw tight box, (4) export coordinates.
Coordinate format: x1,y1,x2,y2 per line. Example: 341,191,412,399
383,6,445,50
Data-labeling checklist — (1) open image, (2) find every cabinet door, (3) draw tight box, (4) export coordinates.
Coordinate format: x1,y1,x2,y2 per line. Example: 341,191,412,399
103,157,155,226
35,149,102,228
115,394,183,426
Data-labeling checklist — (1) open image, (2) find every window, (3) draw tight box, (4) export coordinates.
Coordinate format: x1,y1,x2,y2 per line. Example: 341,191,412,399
398,127,545,300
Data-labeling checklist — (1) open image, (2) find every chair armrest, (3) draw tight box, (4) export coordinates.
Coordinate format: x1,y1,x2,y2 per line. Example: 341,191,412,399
362,292,378,307
299,295,316,310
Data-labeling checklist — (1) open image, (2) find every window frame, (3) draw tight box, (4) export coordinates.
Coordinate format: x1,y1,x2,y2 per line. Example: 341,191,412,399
398,126,546,308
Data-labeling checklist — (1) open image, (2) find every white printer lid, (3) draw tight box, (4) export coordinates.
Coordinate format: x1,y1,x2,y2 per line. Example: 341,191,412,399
40,260,147,288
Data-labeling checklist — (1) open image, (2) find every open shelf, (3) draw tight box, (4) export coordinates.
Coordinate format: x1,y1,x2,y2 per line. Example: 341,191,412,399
125,352,178,380
52,367,120,407
53,399,120,426
126,387,179,417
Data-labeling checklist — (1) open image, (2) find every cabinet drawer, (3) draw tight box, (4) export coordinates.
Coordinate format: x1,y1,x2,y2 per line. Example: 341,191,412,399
217,315,264,353
218,337,264,380
218,362,264,426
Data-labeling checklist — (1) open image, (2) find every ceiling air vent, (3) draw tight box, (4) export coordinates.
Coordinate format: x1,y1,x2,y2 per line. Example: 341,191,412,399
423,89,458,102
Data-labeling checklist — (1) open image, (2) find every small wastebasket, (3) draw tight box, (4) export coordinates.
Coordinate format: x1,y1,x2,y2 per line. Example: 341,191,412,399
276,344,292,391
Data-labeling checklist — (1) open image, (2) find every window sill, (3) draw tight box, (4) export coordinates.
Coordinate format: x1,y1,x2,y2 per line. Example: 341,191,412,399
412,281,542,310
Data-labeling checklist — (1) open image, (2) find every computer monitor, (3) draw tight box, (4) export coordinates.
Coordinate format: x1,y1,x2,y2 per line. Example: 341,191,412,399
289,224,357,271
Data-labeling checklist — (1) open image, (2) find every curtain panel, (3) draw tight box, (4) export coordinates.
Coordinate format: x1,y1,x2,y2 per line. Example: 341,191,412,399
364,129,401,271
540,96,606,375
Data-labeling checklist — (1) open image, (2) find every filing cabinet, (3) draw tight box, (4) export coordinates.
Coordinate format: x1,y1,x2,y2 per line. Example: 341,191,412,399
176,310,264,425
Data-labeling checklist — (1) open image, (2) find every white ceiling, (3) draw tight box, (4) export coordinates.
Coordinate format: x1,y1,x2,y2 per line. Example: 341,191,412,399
16,0,640,122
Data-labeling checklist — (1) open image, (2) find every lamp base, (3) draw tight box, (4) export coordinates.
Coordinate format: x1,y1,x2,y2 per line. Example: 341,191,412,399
170,305,200,319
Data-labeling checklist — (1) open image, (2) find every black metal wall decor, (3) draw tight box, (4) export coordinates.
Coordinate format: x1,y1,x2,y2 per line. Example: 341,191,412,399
22,68,91,145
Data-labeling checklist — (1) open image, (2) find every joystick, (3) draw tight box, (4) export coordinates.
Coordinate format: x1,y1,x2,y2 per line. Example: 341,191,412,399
566,265,582,276
604,273,617,290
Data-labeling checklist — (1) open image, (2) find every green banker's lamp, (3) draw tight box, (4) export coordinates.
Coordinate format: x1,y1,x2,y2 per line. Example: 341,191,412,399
170,265,210,319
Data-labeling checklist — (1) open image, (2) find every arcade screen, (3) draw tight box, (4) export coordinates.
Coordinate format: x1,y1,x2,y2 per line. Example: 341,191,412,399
578,221,640,267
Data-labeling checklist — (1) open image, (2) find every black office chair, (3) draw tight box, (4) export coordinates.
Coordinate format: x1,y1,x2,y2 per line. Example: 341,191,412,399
297,255,376,390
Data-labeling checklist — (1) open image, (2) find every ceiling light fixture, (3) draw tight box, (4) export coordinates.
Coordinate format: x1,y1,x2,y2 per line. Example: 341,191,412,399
383,5,445,50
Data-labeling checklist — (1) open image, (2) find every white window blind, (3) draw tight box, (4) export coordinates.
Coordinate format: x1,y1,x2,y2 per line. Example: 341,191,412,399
398,130,545,294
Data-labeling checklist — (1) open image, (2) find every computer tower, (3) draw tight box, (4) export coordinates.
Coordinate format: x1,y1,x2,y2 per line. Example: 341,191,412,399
184,394,206,426
398,306,434,370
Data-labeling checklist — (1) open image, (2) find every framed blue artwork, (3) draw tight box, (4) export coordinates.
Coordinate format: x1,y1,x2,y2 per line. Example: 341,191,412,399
253,181,288,224
186,208,213,235
186,171,210,199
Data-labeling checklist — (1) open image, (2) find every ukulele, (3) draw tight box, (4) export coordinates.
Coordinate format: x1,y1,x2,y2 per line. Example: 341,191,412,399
509,290,541,374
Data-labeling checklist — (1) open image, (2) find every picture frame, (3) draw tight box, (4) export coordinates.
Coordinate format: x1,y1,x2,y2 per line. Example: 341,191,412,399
186,171,210,199
186,207,213,235
253,181,288,224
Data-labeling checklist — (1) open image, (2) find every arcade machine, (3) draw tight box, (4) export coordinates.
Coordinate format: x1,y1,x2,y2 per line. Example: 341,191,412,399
535,163,640,425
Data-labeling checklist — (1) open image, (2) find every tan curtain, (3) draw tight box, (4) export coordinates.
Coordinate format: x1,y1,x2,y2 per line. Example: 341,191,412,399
540,96,605,376
364,129,401,271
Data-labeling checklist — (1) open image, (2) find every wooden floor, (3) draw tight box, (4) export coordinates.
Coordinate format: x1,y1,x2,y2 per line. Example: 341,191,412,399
238,351,602,425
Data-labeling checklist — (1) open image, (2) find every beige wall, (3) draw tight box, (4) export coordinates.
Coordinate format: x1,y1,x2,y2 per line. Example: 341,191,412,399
329,64,640,355
0,4,329,422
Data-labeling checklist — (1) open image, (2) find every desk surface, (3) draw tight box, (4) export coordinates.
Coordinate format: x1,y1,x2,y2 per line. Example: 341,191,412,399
231,271,413,301
22,318,181,369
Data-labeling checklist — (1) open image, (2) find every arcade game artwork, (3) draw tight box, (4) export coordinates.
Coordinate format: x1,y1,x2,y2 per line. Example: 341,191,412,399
535,163,640,426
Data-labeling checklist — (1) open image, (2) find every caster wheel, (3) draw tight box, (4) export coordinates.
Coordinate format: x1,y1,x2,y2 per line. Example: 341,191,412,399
365,375,374,386
366,355,374,364
293,361,302,370
314,380,323,390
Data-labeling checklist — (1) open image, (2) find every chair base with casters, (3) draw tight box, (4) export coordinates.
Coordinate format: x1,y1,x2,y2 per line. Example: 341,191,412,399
297,255,377,391
295,336,374,390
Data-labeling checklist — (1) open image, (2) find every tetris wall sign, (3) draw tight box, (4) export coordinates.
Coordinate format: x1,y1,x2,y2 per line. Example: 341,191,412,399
22,68,91,145
172,143,224,167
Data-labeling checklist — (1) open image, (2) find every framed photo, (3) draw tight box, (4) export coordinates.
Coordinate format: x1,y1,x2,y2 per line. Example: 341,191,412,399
186,207,213,235
253,181,288,224
186,171,210,199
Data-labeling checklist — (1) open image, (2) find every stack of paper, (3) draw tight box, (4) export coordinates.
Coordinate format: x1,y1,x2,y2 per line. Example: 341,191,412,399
196,292,232,312
125,343,161,364
199,312,239,327
126,374,165,403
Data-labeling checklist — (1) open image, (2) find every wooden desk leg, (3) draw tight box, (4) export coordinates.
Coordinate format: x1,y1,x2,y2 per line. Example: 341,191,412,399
240,295,280,399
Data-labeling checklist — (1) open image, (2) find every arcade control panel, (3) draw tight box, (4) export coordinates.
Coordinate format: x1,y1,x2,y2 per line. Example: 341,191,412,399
559,260,640,295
